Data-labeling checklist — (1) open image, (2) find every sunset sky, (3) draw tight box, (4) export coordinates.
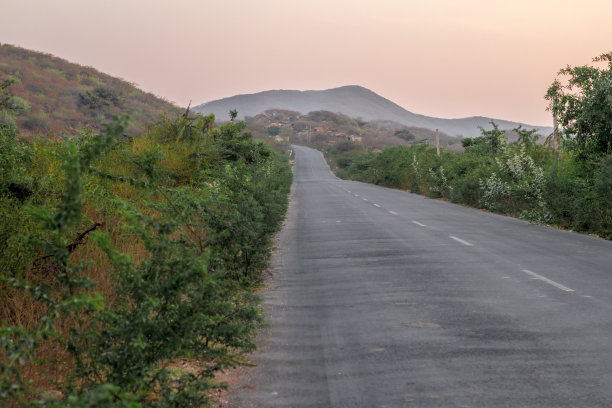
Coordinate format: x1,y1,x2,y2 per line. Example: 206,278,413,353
1,0,611,126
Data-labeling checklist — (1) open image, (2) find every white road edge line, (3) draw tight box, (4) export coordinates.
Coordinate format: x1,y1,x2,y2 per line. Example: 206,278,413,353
412,221,426,227
449,235,473,246
373,204,381,207
521,269,575,292
389,211,398,215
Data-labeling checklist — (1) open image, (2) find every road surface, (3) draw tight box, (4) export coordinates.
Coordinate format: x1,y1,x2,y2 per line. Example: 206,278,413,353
229,145,612,407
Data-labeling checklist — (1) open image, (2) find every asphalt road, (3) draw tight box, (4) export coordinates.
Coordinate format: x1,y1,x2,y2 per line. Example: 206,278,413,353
229,145,612,407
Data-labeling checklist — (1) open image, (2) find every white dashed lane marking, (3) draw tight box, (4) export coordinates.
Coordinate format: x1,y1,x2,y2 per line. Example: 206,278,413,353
449,235,473,247
337,186,582,297
521,269,574,292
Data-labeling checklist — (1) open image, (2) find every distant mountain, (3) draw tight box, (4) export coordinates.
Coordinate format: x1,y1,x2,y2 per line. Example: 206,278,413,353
0,43,181,136
194,85,552,138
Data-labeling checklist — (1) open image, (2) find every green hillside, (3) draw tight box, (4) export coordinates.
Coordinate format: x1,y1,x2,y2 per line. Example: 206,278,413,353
0,43,181,137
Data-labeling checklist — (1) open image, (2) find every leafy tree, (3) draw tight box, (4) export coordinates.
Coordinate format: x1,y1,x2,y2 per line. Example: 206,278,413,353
477,121,507,152
6,96,30,114
78,86,122,110
394,129,415,142
267,125,281,136
461,136,486,149
0,78,16,109
546,52,612,157
278,125,293,140
513,125,539,147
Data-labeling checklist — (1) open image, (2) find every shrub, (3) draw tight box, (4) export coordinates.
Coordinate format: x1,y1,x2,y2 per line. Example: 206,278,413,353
6,96,30,114
78,86,123,110
0,111,292,406
480,146,550,222
394,129,415,141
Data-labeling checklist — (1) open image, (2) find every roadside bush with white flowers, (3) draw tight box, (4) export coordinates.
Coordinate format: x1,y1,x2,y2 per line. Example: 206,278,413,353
480,145,551,223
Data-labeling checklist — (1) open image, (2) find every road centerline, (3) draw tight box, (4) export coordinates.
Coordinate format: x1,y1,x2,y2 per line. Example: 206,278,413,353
449,235,473,246
521,269,575,292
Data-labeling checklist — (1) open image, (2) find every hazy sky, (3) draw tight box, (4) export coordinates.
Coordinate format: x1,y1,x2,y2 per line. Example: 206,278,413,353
1,0,611,126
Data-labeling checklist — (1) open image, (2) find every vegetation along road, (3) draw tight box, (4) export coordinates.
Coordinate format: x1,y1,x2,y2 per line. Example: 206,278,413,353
230,145,612,407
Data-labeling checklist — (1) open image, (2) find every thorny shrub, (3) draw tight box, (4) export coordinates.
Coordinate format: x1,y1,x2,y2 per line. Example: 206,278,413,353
0,106,291,407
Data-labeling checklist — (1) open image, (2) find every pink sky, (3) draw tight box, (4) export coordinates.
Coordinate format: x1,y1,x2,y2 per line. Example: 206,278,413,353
1,0,611,126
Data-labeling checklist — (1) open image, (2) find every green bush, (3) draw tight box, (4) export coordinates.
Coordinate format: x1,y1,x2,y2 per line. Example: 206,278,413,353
0,108,292,407
324,120,611,238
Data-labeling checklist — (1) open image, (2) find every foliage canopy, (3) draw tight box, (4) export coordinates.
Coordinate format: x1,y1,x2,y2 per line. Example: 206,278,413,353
547,52,612,157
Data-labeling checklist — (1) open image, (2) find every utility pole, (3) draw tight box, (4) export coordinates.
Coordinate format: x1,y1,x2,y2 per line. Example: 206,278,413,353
552,96,559,150
553,95,559,162
435,129,440,156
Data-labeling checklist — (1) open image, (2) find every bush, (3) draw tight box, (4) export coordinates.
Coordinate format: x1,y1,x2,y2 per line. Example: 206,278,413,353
479,145,551,222
324,120,610,238
78,86,122,110
6,96,30,114
0,110,292,406
394,129,415,141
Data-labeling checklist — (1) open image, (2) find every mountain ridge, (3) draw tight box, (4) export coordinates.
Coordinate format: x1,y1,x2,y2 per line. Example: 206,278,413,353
194,85,552,138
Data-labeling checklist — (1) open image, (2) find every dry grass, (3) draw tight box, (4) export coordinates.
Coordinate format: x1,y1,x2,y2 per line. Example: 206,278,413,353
1,131,224,403
0,43,181,138
0,200,156,401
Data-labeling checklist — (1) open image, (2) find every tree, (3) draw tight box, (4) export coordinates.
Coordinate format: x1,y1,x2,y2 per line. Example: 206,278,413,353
477,121,507,152
78,85,122,109
513,125,539,148
0,79,15,110
394,129,415,142
6,96,30,114
267,125,281,136
546,52,612,157
279,125,293,140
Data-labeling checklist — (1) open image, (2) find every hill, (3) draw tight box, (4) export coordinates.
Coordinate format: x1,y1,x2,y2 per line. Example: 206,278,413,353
0,43,181,137
244,109,461,150
194,85,552,139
